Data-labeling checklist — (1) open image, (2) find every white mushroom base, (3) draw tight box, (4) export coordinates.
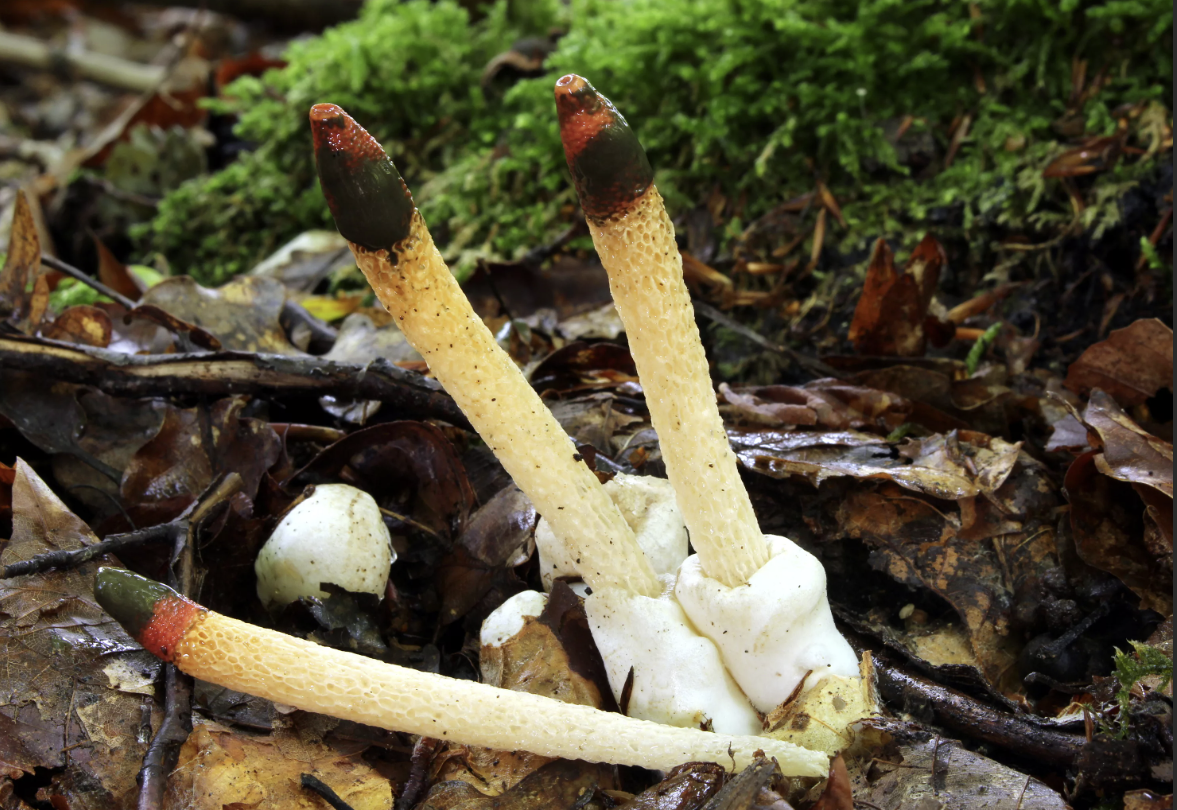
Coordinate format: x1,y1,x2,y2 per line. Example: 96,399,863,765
675,535,860,714
535,474,687,591
254,484,394,611
584,576,761,736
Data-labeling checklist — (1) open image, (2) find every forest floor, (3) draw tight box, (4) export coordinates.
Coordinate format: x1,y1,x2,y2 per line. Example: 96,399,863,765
0,3,1172,810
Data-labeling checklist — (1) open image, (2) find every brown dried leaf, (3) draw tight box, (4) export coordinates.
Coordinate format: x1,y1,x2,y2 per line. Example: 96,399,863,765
0,190,41,330
856,723,1069,808
92,235,143,302
1082,389,1173,498
42,305,113,348
848,236,943,357
1065,319,1173,406
139,275,301,354
163,723,392,810
838,451,1060,690
1064,450,1172,614
0,460,156,809
618,762,725,810
418,759,615,810
719,383,818,427
294,421,476,539
121,397,281,523
810,755,853,810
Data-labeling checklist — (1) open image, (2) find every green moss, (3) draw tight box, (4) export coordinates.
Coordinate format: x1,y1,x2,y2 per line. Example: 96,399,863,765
144,0,1172,285
1110,640,1172,738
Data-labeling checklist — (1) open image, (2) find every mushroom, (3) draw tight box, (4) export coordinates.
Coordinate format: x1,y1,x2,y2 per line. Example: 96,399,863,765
555,76,860,708
95,567,828,776
309,103,658,599
312,103,757,737
254,484,393,611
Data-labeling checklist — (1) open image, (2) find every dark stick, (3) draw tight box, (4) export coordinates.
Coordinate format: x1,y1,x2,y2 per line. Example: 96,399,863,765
691,299,842,380
301,774,358,810
40,254,138,310
136,474,241,810
0,524,176,579
0,334,471,430
869,648,1087,766
397,736,442,810
280,299,338,355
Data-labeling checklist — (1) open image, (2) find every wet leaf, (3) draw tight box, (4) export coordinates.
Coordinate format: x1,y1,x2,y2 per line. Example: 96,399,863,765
438,486,536,625
294,421,476,540
1064,451,1172,614
1065,319,1173,406
847,236,944,357
163,723,392,810
0,460,157,809
139,275,302,354
531,342,638,395
617,762,725,809
1081,389,1173,498
121,397,281,523
42,305,113,348
854,722,1069,808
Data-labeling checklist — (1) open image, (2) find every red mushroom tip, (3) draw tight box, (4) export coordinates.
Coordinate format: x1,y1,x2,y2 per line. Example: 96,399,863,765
310,104,415,251
554,76,653,222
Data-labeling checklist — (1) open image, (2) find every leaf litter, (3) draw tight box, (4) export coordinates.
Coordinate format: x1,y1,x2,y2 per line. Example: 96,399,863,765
0,9,1172,806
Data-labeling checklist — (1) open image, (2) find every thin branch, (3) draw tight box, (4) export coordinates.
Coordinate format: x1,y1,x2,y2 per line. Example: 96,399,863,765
0,334,471,430
301,774,358,810
40,254,138,310
0,30,165,93
1,524,176,579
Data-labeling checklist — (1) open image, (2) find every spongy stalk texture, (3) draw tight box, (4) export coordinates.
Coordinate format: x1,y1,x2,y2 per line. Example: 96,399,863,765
352,213,658,597
176,612,828,776
588,187,769,586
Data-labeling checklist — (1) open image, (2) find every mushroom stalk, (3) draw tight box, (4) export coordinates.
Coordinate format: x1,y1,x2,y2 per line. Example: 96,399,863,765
95,568,827,776
310,104,658,597
555,76,768,587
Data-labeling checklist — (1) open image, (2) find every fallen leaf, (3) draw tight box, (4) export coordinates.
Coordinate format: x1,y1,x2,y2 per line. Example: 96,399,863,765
1065,319,1173,406
0,460,157,809
121,397,281,524
1081,390,1173,498
42,305,113,348
855,722,1069,808
617,762,725,810
810,755,853,810
139,275,302,354
848,236,944,357
93,235,143,302
1064,450,1172,614
324,312,422,366
0,190,41,331
418,757,615,810
164,723,392,810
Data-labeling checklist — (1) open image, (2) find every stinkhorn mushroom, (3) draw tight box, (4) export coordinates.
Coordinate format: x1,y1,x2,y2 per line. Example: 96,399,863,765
309,103,658,599
556,76,860,710
94,567,828,775
254,484,394,611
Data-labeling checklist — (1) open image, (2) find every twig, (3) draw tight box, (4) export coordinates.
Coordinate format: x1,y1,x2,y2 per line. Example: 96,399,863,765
40,254,138,310
692,298,842,379
137,474,241,810
1,524,175,579
397,736,442,810
0,334,471,431
865,645,1086,766
301,774,357,810
279,299,338,355
0,30,165,93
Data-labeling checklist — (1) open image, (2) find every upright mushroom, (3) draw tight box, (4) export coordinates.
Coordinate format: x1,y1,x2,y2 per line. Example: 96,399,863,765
309,103,658,599
555,76,860,710
312,103,758,735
